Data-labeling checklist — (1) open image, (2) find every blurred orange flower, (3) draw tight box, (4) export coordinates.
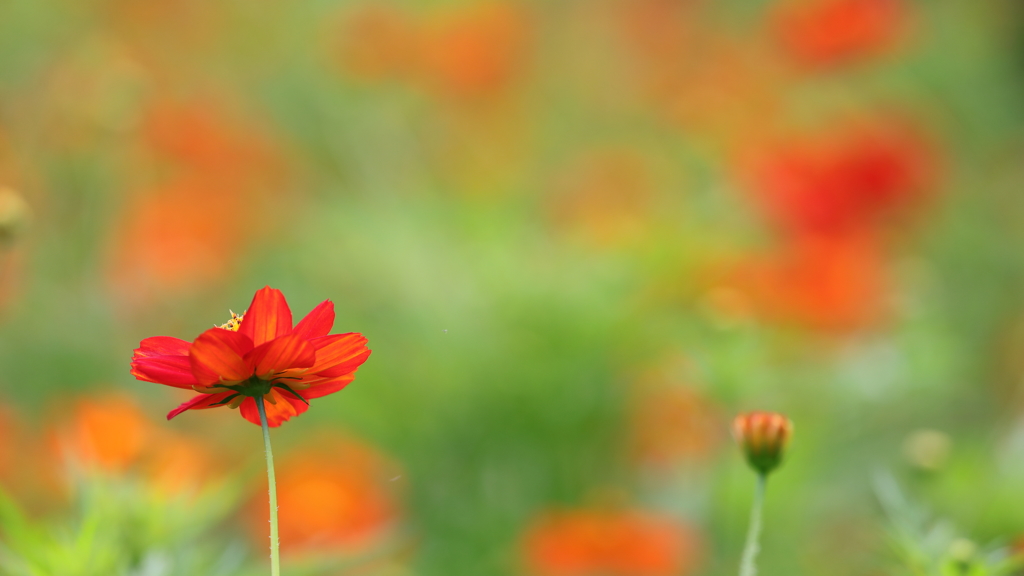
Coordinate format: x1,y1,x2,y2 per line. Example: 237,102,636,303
629,384,723,468
142,432,220,495
727,231,888,331
548,149,655,249
739,119,936,238
522,508,701,576
772,0,909,68
60,394,152,472
106,98,289,306
141,99,285,183
615,0,699,66
0,404,20,485
659,38,785,151
106,176,244,302
248,436,401,555
51,393,221,493
418,1,532,99
131,286,371,427
331,3,419,83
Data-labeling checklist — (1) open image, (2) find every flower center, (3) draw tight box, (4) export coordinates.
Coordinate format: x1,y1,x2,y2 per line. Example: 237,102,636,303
193,310,310,409
194,376,310,411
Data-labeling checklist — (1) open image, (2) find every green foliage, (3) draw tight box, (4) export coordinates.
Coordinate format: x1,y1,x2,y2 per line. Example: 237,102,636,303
0,477,248,576
877,474,1023,576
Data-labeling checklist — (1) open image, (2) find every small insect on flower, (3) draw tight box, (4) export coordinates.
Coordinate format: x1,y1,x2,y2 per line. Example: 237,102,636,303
130,287,371,427
732,411,793,475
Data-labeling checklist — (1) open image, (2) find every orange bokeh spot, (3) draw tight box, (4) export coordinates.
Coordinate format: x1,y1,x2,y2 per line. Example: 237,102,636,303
60,394,152,473
143,433,218,495
658,39,785,151
0,404,18,484
419,1,532,99
522,508,701,576
548,149,655,249
728,231,888,332
48,393,222,496
141,100,284,182
249,437,401,556
331,3,419,83
773,0,909,68
106,97,290,308
105,175,245,303
615,0,700,66
629,383,723,468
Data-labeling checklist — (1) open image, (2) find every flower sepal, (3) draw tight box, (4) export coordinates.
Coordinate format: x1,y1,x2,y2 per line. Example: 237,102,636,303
272,382,310,405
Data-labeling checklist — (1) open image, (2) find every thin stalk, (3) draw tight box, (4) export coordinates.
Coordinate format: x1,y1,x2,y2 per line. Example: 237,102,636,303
257,396,281,576
739,473,767,576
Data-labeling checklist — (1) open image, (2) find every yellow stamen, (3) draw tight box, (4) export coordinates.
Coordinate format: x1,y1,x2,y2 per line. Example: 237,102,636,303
218,310,246,331
264,391,278,405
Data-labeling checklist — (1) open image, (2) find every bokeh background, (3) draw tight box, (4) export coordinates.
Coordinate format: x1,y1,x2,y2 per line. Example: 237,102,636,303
1,0,1024,574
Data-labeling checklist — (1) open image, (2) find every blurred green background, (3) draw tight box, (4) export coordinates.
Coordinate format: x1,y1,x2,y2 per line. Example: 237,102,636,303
1,0,1024,574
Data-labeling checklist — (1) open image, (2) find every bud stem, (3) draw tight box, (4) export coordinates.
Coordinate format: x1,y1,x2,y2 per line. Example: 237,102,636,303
739,473,766,576
257,396,281,576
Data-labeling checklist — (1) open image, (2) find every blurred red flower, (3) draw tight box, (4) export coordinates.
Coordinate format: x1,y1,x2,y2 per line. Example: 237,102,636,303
522,508,701,576
248,436,401,555
772,0,909,68
131,286,371,427
740,119,936,238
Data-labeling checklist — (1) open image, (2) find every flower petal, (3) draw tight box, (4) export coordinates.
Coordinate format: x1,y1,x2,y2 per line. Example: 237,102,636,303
301,373,355,399
244,333,316,378
238,390,309,427
130,355,200,389
167,392,233,420
309,333,371,377
134,336,192,358
292,300,335,340
189,328,254,385
238,287,293,347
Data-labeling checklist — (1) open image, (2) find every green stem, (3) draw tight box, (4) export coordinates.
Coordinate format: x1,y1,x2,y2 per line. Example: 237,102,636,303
739,473,767,576
257,396,281,576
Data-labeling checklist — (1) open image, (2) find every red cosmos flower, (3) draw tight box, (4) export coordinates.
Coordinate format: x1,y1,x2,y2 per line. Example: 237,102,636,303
130,287,371,427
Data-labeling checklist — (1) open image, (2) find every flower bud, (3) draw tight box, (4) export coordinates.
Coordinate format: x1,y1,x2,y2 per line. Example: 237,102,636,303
0,188,30,246
732,411,792,475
